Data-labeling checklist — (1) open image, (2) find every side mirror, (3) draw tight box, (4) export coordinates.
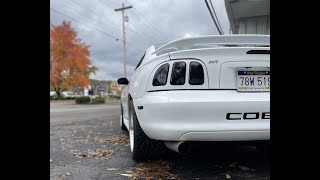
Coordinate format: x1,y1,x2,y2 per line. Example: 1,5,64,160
117,77,129,85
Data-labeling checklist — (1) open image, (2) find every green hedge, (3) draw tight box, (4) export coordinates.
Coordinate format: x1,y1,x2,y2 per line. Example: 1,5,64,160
75,96,91,104
52,94,65,100
64,97,76,100
107,95,121,99
91,97,105,104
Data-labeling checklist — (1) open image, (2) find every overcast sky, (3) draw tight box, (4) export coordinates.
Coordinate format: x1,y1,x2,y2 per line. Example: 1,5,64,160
50,0,230,80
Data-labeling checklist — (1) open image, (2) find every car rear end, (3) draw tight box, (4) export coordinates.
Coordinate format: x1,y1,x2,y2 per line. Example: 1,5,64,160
133,45,270,142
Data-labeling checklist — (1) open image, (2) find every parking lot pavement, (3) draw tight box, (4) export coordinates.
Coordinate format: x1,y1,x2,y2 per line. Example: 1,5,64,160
50,101,270,180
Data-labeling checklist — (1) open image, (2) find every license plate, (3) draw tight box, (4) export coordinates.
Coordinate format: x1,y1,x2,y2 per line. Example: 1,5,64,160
237,70,270,92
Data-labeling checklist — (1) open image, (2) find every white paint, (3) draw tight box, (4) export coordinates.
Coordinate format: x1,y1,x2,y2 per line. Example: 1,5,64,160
120,35,270,143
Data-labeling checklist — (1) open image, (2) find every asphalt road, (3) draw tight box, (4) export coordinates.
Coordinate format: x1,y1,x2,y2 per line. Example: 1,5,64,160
50,101,270,180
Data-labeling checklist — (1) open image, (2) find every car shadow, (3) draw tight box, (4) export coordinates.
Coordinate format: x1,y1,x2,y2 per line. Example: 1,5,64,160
161,141,270,179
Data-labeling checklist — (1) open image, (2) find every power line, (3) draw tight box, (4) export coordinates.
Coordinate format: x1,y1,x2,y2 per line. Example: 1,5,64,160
208,0,224,34
99,0,166,43
67,0,156,45
114,3,133,78
76,0,168,43
126,23,156,45
126,14,163,43
129,9,168,42
50,7,144,52
121,0,169,42
98,0,119,9
204,0,223,35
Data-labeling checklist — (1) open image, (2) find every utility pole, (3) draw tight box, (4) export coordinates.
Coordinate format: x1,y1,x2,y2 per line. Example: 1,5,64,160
115,3,133,78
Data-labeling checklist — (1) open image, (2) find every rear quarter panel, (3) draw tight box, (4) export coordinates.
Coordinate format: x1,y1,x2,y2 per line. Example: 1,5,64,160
128,54,170,99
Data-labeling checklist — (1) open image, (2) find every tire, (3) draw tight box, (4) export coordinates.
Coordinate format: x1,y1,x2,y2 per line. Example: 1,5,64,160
120,104,127,131
129,100,166,161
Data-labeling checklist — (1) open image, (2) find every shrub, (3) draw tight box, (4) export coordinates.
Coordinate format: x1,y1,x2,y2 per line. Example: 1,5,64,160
65,96,76,100
91,97,105,104
108,95,121,99
75,96,91,104
52,93,65,100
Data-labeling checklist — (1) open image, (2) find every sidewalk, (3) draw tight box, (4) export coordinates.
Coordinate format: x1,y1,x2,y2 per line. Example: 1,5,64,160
50,99,120,109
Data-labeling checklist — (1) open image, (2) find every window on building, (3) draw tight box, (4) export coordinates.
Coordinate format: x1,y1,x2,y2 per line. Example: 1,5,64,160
135,52,146,70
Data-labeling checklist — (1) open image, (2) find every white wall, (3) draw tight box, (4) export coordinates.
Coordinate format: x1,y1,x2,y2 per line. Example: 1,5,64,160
238,15,270,35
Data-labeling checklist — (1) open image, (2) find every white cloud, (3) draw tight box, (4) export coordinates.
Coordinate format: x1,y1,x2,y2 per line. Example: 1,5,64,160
183,32,199,38
51,0,230,80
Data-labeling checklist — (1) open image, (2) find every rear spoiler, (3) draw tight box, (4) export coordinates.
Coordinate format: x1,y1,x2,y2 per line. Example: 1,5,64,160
152,35,270,56
246,50,270,54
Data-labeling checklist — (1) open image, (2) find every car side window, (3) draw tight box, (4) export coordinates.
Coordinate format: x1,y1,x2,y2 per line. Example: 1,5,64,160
170,61,186,85
189,61,204,85
152,63,170,86
135,52,146,70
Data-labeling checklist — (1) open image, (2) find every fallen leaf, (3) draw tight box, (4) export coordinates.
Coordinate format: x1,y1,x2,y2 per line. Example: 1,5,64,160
120,174,133,177
107,168,119,171
229,162,238,168
130,161,178,179
224,171,232,179
66,172,71,176
73,152,87,158
238,165,250,171
88,149,114,160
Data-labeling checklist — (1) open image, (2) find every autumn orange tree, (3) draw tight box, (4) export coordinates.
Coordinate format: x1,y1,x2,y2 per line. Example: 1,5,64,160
50,21,97,97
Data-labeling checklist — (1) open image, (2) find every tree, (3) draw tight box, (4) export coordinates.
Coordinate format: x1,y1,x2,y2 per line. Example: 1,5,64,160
50,21,97,97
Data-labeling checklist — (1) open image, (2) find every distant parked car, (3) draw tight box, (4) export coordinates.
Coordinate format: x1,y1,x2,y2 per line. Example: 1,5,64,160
91,95,100,98
50,91,83,98
50,91,56,96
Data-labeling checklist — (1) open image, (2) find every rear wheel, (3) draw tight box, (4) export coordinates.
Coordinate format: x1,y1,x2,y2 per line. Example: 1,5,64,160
129,100,166,161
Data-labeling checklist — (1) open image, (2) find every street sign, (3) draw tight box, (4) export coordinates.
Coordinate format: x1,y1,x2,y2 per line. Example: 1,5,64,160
110,81,119,95
98,87,106,92
111,81,119,90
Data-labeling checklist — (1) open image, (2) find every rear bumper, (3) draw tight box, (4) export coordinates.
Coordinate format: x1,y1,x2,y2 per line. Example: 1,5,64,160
179,131,269,141
133,90,270,141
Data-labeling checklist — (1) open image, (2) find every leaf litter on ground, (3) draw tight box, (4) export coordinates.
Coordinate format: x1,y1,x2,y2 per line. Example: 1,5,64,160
127,160,179,179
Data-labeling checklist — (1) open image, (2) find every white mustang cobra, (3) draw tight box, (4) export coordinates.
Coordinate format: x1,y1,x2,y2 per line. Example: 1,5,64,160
118,35,270,161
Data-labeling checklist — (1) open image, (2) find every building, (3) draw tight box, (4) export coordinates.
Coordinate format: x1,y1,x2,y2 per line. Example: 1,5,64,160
225,0,270,34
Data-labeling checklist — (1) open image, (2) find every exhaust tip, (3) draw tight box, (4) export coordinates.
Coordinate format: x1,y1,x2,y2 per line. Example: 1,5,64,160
178,142,189,154
164,141,189,154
